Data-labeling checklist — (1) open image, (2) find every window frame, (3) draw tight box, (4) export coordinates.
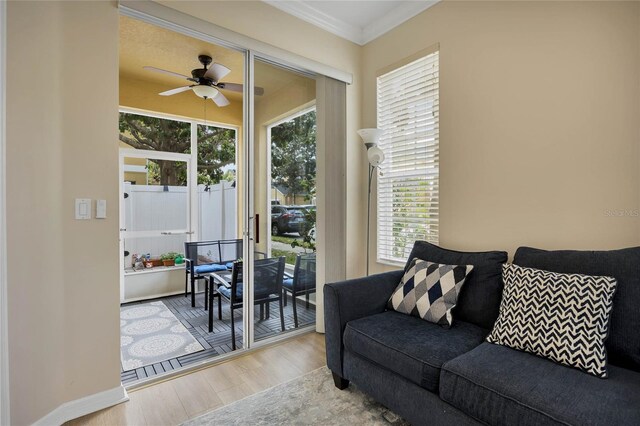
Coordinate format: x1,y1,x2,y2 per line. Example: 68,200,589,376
375,46,440,267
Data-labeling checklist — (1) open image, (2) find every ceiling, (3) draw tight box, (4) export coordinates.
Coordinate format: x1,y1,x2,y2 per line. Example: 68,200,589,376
263,0,438,45
120,15,245,103
119,16,312,108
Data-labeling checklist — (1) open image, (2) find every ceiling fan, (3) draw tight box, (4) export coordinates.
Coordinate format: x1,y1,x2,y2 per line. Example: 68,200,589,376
143,55,263,107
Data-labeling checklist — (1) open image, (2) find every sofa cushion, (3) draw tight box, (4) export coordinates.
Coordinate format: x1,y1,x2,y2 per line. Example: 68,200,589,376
440,343,640,426
343,310,487,392
389,259,473,327
487,264,617,378
514,246,640,372
404,241,508,329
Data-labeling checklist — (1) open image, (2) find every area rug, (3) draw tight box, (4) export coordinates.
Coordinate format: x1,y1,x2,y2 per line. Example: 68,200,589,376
182,367,407,425
120,300,204,371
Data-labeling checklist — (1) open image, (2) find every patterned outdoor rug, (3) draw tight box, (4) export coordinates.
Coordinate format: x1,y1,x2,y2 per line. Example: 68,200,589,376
182,367,407,425
120,301,204,371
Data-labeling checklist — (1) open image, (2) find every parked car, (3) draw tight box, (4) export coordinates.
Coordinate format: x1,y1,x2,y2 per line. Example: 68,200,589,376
271,205,313,236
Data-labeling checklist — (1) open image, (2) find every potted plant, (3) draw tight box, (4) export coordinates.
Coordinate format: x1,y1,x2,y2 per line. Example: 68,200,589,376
161,252,180,267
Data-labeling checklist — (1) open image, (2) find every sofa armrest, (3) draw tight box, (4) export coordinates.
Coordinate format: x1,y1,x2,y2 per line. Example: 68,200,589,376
324,270,403,377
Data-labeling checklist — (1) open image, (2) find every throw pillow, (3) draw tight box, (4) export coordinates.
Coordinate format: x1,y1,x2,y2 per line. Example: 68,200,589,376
487,263,617,378
388,258,473,327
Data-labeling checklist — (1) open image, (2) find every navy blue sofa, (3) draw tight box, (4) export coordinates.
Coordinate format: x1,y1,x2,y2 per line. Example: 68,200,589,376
324,241,640,426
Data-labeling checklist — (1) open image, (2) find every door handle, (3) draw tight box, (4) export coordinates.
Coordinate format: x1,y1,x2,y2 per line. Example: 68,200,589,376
255,214,260,244
161,232,172,235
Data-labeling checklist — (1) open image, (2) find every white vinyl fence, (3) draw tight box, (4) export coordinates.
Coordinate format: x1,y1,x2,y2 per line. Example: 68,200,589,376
123,182,237,266
198,181,237,241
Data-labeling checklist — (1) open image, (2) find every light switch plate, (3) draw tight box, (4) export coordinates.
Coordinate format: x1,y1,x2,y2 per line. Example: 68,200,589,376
75,198,91,220
96,199,107,219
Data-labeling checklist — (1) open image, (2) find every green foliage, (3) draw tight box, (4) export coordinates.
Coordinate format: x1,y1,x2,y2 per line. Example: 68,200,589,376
119,113,236,186
271,249,297,265
290,208,316,252
271,110,316,199
196,124,236,184
390,178,438,258
271,235,297,245
160,252,182,261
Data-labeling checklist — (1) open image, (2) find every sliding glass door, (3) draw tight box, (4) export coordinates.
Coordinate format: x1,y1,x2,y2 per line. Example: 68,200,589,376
247,57,318,345
118,14,324,383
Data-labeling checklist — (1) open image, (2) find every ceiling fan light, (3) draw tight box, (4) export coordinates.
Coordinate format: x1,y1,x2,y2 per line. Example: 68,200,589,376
192,85,219,99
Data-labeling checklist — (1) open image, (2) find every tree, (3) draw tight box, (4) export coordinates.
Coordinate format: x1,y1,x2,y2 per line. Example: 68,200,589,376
270,110,316,200
119,113,235,185
195,124,236,184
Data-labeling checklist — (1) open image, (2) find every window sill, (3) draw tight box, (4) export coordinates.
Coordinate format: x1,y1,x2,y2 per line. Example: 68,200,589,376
376,258,405,269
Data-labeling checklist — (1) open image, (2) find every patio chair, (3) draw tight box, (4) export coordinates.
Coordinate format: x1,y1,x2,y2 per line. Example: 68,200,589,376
218,257,286,350
282,253,316,328
184,239,242,308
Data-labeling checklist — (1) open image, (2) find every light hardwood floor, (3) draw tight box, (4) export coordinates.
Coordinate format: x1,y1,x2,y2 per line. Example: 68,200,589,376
68,332,326,425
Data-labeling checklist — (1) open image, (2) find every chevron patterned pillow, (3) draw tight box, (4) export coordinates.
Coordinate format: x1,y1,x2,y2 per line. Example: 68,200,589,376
388,258,473,327
487,264,617,378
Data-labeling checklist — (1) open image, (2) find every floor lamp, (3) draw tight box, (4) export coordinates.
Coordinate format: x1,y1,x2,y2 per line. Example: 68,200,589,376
358,128,385,276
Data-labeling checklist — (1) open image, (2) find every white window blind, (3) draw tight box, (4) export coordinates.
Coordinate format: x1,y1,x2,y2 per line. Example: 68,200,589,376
376,51,439,265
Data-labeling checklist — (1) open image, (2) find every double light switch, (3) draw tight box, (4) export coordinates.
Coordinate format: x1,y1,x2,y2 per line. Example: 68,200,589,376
75,199,107,220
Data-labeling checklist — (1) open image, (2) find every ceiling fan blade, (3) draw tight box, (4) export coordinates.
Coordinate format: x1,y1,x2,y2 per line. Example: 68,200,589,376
204,63,231,83
212,91,230,107
219,82,265,96
159,86,192,96
143,66,190,80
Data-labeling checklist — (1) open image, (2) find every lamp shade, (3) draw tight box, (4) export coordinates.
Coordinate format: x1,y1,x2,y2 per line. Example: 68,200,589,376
192,84,219,99
367,145,385,167
357,128,382,146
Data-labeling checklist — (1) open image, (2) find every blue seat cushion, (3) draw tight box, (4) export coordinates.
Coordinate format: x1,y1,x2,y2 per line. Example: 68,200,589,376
226,262,234,269
440,342,640,426
194,263,228,274
218,285,242,299
343,310,487,392
283,278,294,290
219,284,275,301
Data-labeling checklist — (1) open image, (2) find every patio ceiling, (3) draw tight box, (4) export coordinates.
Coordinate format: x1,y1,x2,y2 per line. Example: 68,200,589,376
119,16,313,108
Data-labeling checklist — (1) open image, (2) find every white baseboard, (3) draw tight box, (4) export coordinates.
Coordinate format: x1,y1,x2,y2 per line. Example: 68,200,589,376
33,385,128,426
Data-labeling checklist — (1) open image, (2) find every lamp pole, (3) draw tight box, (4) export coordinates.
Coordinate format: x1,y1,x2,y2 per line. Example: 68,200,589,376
366,163,375,276
358,129,384,276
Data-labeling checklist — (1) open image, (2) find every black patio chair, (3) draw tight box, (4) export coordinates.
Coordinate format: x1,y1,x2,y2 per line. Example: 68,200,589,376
184,239,242,308
218,257,285,350
282,253,316,328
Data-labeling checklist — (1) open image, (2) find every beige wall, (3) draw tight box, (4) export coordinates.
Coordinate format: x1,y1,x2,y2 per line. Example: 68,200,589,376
363,1,640,273
7,1,120,424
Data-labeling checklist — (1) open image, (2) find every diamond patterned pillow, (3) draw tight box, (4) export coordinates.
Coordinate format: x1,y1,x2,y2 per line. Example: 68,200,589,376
487,264,617,378
388,258,473,327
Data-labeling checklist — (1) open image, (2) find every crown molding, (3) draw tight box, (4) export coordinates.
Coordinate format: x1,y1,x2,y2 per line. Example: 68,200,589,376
361,1,439,44
264,0,363,44
263,0,439,46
